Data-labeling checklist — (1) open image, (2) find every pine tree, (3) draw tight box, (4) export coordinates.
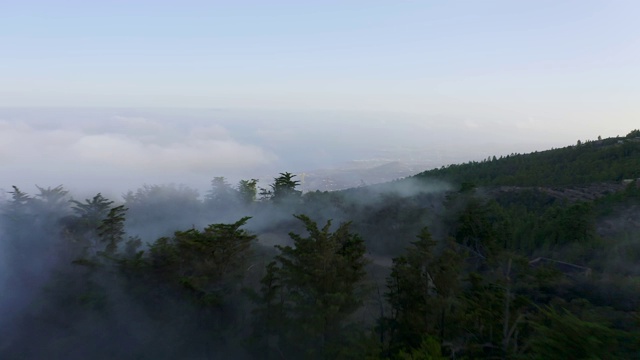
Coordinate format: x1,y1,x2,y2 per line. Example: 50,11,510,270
270,172,302,203
385,227,439,354
238,179,258,205
149,217,256,305
253,214,368,359
69,193,114,234
205,176,238,208
97,205,128,255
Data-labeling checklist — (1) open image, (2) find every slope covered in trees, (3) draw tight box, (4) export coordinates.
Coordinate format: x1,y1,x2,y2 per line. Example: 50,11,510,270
1,134,639,359
414,130,640,187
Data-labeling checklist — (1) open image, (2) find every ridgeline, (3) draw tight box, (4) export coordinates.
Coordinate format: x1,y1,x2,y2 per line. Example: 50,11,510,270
414,129,640,187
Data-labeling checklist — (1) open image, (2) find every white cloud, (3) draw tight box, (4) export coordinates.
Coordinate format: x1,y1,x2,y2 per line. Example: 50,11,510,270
112,115,168,134
0,118,276,195
70,133,274,172
255,128,297,143
0,107,597,197
464,119,480,129
187,124,231,141
515,116,540,130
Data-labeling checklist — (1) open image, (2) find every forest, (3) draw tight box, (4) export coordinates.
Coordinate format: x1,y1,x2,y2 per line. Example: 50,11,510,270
1,131,639,359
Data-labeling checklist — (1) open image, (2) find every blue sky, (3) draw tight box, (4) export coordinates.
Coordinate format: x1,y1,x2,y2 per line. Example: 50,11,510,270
1,1,639,194
3,1,638,124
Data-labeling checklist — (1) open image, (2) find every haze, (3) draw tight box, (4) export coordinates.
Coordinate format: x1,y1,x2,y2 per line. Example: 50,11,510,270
1,1,639,195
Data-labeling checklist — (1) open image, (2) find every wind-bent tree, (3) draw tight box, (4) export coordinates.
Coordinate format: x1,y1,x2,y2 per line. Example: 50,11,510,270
34,185,70,215
6,186,31,216
70,193,113,227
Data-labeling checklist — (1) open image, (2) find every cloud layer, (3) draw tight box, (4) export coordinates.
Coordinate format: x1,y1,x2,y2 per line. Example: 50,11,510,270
0,112,277,197
0,107,607,198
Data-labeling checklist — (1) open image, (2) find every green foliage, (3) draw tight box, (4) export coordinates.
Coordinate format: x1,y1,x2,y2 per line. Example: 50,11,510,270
97,205,128,255
4,186,33,230
205,176,238,207
123,183,202,228
396,336,447,360
415,135,640,187
266,172,302,203
383,228,467,358
34,185,70,213
7,186,31,212
626,129,640,138
149,217,256,304
4,147,640,359
58,193,131,261
237,178,258,204
385,228,439,352
540,202,597,248
528,306,636,359
253,214,368,359
453,198,510,259
3,185,73,264
70,193,113,223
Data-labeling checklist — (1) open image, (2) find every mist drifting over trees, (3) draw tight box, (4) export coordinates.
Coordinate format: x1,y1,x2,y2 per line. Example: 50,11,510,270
1,133,640,359
5,0,640,357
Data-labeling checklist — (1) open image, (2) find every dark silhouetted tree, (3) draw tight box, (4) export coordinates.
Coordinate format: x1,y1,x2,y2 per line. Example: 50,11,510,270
98,205,128,255
238,179,258,205
205,176,238,209
270,172,302,203
253,214,368,359
149,217,255,306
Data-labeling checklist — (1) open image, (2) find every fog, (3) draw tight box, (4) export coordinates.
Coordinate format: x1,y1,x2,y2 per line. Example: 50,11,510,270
1,107,584,198
0,171,451,359
1,138,638,358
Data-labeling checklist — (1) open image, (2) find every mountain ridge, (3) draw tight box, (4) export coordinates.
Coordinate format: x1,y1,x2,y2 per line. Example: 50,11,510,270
410,130,640,189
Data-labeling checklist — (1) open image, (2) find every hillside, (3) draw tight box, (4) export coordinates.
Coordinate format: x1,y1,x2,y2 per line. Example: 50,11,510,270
414,130,640,187
2,131,640,359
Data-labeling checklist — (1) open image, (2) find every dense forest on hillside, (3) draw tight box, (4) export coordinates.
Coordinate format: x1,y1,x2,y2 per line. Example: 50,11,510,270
415,130,640,187
1,132,639,359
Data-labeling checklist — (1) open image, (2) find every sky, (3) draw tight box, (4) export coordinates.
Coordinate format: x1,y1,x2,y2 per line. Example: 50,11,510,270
1,1,639,196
